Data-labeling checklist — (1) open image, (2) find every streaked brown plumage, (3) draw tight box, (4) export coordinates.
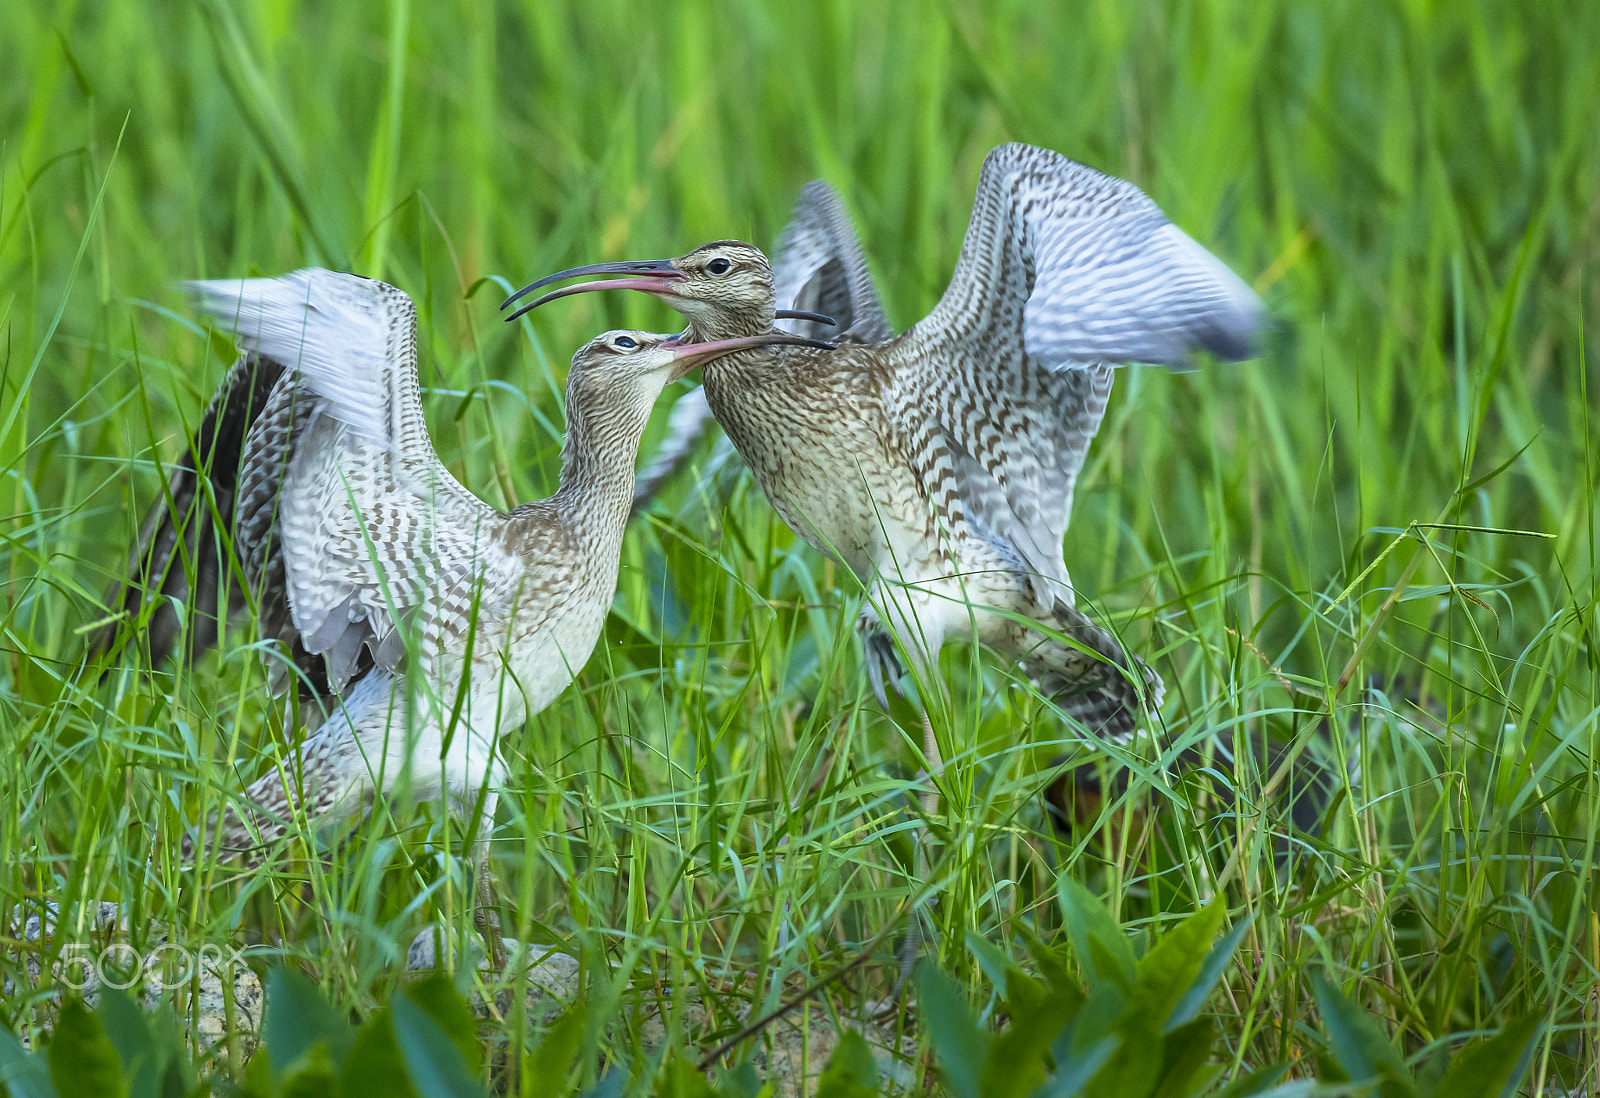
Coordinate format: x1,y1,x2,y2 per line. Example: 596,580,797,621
506,143,1267,747
98,269,820,949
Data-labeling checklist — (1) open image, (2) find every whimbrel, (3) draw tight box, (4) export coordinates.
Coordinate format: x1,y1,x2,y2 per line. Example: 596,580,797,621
102,269,822,951
505,144,1265,767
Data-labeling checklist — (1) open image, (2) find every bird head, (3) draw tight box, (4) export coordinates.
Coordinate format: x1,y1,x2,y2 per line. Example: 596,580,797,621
505,241,833,341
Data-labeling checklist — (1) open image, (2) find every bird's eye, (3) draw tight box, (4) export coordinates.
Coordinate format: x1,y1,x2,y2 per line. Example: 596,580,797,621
707,258,732,276
613,335,638,350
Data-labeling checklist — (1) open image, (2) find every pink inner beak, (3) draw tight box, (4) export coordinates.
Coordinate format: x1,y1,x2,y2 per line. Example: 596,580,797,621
505,274,686,321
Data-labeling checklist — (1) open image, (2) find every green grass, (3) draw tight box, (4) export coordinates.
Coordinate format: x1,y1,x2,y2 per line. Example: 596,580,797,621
2,0,1598,1092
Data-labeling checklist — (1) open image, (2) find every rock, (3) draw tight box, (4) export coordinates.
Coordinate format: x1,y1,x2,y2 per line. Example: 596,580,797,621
5,906,919,1092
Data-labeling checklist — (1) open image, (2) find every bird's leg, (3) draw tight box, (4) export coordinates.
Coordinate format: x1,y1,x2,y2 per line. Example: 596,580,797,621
468,794,506,971
895,708,944,997
920,708,944,817
474,851,506,971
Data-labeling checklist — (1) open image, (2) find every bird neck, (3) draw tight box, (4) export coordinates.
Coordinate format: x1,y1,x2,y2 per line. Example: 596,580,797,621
551,373,655,527
684,311,770,342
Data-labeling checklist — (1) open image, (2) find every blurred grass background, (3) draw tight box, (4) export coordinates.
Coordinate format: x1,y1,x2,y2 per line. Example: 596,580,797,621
3,0,1599,1091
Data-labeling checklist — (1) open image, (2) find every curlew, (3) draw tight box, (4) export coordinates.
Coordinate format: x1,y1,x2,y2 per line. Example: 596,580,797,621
504,144,1266,786
101,268,822,954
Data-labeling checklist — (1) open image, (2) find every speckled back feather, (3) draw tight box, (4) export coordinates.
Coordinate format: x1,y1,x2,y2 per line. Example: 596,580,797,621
631,143,1265,737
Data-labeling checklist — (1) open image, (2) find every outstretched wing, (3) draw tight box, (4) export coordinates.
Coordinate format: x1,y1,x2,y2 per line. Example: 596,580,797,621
898,143,1266,585
918,143,1264,370
772,180,893,344
189,270,521,693
95,353,285,667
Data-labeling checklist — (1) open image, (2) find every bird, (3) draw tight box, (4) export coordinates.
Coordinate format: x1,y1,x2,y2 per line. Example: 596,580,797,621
502,144,1266,778
98,268,824,957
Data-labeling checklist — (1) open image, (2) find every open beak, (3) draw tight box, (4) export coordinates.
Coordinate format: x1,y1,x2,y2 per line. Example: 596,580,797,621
665,332,833,381
502,259,685,322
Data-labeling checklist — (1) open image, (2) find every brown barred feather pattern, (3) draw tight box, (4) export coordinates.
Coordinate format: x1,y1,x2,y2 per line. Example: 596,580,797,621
108,270,709,876
536,143,1264,741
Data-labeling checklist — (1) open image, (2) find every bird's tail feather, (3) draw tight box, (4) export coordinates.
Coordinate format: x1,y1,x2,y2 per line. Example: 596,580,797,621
179,673,389,867
1013,600,1164,743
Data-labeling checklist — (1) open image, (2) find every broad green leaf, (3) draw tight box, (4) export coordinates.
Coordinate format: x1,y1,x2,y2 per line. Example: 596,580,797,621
967,931,1054,1018
1005,969,1055,1022
966,931,1020,1001
1415,1045,1450,1096
525,1004,587,1093
1311,974,1416,1098
1164,911,1252,1032
659,1053,717,1098
94,990,161,1098
1210,1063,1290,1098
1082,1014,1161,1098
982,991,1079,1098
143,1004,195,1098
240,1047,272,1098
917,963,990,1098
1058,881,1135,991
576,1067,629,1098
263,969,356,1075
1086,939,1135,996
1016,924,1081,998
391,995,485,1098
711,1061,761,1098
340,1008,415,1098
404,976,482,1076
49,1000,126,1098
279,1041,338,1098
1428,1014,1542,1098
1031,1034,1119,1098
1148,1018,1216,1097
0,1024,59,1098
1056,982,1126,1058
1130,900,1227,1029
815,1032,878,1098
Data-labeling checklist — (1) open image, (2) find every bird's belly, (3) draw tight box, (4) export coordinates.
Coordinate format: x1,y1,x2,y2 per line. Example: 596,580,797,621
864,518,1055,661
752,436,912,581
363,583,611,807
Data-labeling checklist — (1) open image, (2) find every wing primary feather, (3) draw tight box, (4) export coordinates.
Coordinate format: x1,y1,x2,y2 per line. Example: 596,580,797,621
923,142,1266,372
183,269,415,445
94,353,285,668
772,180,892,343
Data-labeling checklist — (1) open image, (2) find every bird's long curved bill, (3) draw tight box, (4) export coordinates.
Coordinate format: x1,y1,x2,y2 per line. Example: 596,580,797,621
667,332,834,380
502,260,682,322
502,260,840,329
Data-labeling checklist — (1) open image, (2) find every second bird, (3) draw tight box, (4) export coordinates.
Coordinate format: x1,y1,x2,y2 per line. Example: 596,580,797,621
505,143,1267,750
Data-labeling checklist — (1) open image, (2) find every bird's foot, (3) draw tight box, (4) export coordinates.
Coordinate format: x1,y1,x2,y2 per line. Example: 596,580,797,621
861,629,910,711
887,904,938,1005
473,856,508,971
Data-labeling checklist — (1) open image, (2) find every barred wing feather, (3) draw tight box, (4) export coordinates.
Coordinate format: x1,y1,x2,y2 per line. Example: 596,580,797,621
772,180,893,344
899,144,1265,586
188,269,522,691
919,142,1265,372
